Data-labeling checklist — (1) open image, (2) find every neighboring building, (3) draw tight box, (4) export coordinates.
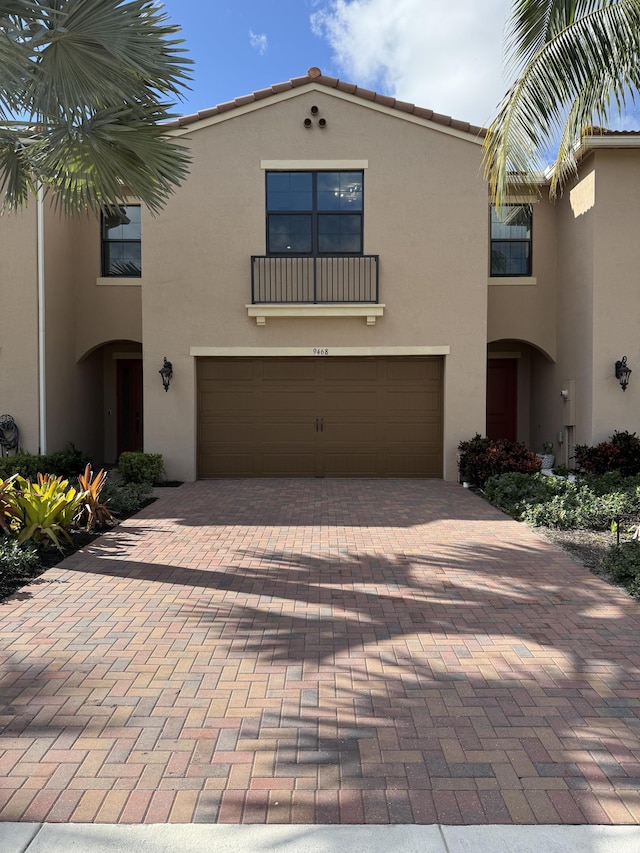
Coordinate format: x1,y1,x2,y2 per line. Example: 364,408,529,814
1,68,639,481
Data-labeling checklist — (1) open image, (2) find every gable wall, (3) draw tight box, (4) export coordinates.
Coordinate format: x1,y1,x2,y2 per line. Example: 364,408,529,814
142,90,489,480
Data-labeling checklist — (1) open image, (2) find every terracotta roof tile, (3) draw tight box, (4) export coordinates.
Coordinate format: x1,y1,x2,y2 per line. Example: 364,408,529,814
271,81,293,94
170,68,487,137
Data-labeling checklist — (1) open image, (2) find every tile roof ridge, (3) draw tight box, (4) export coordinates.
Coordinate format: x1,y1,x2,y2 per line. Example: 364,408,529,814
171,67,487,137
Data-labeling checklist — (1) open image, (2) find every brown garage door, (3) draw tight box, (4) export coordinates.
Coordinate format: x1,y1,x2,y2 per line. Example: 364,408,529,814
197,356,443,477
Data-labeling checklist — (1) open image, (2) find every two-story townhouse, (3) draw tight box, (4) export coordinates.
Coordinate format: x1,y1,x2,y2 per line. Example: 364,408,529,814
1,69,639,480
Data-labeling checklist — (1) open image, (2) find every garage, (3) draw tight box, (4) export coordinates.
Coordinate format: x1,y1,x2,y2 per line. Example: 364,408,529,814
197,356,443,477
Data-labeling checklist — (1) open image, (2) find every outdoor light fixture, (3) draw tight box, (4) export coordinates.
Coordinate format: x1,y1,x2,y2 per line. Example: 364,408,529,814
159,357,173,392
615,356,632,391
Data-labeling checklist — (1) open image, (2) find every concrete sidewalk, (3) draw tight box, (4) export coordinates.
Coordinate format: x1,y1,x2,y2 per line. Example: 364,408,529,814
3,823,640,852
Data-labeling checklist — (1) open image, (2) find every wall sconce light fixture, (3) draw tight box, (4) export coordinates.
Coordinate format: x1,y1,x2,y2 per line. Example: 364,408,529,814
159,357,173,392
615,356,632,391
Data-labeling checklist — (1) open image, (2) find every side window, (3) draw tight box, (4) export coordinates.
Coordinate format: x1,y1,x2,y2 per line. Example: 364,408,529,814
266,171,363,255
101,205,141,277
490,204,532,276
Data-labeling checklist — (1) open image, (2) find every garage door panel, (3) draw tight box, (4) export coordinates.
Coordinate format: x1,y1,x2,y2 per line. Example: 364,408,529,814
261,420,316,443
323,360,379,382
197,357,443,478
386,453,440,476
387,359,442,382
322,453,379,475
200,390,256,413
262,361,317,381
387,389,441,412
200,360,256,381
261,454,316,475
322,390,379,412
261,390,316,412
200,421,256,443
199,452,256,475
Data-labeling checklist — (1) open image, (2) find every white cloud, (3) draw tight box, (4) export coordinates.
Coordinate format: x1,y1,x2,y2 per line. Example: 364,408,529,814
249,30,268,56
311,0,512,127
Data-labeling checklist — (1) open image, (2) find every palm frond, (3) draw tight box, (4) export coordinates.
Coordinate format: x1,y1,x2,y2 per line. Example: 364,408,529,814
0,0,192,213
26,0,191,120
32,105,190,215
485,0,640,206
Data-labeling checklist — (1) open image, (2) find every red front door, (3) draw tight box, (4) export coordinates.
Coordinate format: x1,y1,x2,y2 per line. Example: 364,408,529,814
486,358,517,442
117,359,143,456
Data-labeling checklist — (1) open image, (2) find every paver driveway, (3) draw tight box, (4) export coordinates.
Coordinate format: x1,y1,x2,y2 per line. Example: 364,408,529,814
1,480,639,825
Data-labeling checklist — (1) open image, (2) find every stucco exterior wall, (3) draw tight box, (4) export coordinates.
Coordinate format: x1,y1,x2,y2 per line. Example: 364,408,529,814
487,196,558,361
42,206,142,460
590,150,640,442
0,205,39,453
554,162,597,449
142,89,489,480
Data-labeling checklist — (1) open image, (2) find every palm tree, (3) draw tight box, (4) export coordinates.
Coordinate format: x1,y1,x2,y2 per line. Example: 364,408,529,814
0,0,191,214
484,0,640,207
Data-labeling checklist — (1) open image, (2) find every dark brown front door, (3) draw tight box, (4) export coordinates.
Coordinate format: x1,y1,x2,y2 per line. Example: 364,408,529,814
486,358,517,442
117,359,143,456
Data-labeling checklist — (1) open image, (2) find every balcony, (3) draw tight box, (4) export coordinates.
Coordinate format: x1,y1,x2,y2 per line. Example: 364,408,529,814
251,255,380,304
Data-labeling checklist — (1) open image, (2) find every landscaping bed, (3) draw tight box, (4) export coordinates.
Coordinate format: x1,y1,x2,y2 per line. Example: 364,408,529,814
0,450,164,603
460,431,640,601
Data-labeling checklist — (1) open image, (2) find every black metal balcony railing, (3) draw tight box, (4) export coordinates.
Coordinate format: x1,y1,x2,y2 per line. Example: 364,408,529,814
251,255,379,304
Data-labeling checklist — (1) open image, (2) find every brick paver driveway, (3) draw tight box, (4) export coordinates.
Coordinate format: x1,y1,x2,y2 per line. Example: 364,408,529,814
1,480,639,825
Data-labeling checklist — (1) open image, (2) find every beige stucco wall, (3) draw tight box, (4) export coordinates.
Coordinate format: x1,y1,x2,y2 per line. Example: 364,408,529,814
487,196,558,362
142,89,489,480
554,162,596,449
589,150,640,442
0,204,39,453
41,205,142,461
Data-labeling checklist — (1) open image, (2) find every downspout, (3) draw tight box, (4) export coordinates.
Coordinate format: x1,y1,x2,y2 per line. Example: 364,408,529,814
37,184,46,454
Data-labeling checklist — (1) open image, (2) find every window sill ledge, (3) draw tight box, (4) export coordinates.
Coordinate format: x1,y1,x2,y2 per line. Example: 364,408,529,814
96,277,142,286
246,304,385,326
488,276,537,286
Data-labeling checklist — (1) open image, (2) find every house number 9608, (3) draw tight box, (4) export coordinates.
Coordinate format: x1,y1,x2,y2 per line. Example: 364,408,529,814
313,348,329,356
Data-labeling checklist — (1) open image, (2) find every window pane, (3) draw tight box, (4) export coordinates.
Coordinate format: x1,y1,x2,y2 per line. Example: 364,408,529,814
491,205,531,240
267,172,312,211
104,205,141,240
318,214,362,253
268,215,312,253
317,171,363,211
491,241,530,275
104,242,141,276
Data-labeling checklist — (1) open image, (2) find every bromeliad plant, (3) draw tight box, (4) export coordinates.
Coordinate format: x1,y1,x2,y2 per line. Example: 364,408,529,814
12,474,85,550
76,465,114,532
0,475,21,534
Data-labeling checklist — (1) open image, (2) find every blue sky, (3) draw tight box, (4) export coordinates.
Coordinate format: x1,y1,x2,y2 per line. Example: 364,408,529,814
159,0,513,128
160,1,336,118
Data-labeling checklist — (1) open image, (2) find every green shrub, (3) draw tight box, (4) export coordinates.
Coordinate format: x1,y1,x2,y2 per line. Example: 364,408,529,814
117,452,164,485
0,538,39,581
101,480,152,516
485,471,640,530
0,445,91,481
575,431,640,477
458,434,541,487
603,541,640,597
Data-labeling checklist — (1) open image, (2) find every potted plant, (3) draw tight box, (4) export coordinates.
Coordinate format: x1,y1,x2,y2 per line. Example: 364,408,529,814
538,441,555,470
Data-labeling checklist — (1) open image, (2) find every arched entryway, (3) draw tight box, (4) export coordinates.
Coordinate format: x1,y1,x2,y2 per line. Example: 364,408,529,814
78,339,143,465
487,339,556,450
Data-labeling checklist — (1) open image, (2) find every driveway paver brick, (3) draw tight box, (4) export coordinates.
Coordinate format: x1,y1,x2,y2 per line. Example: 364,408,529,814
1,479,639,825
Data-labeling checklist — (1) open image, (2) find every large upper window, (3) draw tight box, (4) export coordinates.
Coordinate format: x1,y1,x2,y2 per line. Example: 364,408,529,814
266,171,363,255
101,205,141,277
490,204,532,276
